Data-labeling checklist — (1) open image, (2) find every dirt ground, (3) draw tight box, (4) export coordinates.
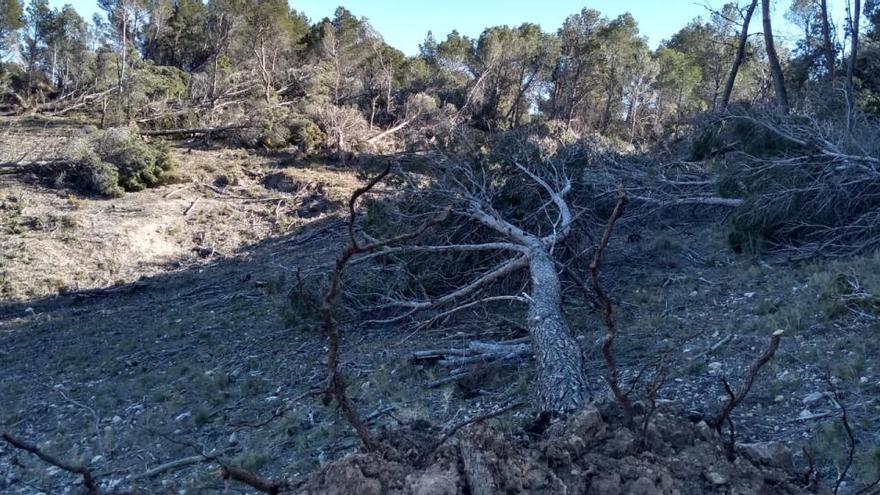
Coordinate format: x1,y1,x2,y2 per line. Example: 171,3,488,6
1,119,878,493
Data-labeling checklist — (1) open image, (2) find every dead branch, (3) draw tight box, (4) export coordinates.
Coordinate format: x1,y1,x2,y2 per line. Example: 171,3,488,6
139,125,250,137
631,195,744,208
184,197,202,216
830,387,857,495
1,432,100,494
219,463,288,495
54,387,104,457
229,389,323,431
417,401,524,467
366,117,415,144
138,426,287,493
29,88,115,117
321,163,449,451
163,184,192,198
590,187,633,423
689,334,733,362
711,330,783,449
856,475,880,495
724,113,880,165
638,361,669,450
129,452,230,482
415,338,532,387
363,256,529,325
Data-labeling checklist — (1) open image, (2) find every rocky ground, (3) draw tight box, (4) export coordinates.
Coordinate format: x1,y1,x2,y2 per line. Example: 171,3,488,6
1,118,878,494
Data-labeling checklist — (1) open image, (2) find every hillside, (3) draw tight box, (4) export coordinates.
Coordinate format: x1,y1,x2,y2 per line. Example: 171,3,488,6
1,118,878,493
2,0,880,492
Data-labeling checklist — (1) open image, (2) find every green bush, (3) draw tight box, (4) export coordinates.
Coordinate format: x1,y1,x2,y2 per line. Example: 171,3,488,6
69,127,175,197
288,118,325,154
230,105,292,150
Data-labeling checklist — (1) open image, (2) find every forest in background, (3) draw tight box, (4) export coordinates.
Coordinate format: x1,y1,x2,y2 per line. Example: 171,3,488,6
0,0,877,146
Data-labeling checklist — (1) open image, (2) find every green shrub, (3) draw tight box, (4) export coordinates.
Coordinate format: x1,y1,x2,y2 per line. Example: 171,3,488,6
68,127,175,197
288,118,325,154
74,150,124,197
231,105,292,150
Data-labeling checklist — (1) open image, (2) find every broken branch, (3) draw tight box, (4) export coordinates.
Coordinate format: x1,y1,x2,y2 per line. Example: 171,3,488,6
1,432,100,495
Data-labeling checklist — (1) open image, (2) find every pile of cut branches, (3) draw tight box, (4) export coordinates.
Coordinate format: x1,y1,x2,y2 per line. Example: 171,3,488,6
709,110,880,258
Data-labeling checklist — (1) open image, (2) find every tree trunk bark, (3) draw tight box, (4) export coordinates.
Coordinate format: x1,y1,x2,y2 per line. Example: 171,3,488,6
526,247,589,414
846,0,861,123
121,12,127,90
820,0,836,78
762,0,790,114
721,0,758,110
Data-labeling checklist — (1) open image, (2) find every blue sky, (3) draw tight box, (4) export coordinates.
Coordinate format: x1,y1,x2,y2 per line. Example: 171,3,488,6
52,0,850,55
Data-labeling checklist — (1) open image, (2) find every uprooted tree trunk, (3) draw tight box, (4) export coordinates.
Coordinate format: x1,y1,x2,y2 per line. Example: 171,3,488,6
526,247,590,411
455,161,590,413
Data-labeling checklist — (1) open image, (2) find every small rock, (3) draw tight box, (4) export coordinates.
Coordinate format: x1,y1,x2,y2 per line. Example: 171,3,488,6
744,292,756,298
590,474,621,495
705,470,728,485
739,441,793,470
404,465,459,495
174,412,191,422
626,476,661,495
774,395,785,403
90,455,104,464
111,415,122,424
802,392,824,405
603,427,635,457
708,362,723,374
265,396,280,403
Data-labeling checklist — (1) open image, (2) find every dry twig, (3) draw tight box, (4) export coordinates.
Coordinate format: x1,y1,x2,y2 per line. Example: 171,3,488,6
1,432,100,494
589,187,633,422
417,401,524,467
711,330,783,459
321,163,448,451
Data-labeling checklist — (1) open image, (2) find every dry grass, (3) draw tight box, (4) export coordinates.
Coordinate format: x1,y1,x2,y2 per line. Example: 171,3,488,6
0,118,365,301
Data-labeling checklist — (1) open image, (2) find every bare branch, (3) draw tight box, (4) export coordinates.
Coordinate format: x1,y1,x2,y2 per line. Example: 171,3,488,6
1,433,100,495
711,330,784,434
363,255,529,325
417,401,524,467
830,388,857,495
590,187,633,423
219,462,288,495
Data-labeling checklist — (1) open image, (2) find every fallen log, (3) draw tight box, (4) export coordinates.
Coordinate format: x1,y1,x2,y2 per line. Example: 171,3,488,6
140,125,250,137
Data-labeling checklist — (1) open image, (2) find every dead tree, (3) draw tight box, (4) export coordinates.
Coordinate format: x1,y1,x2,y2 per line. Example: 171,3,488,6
361,138,593,414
